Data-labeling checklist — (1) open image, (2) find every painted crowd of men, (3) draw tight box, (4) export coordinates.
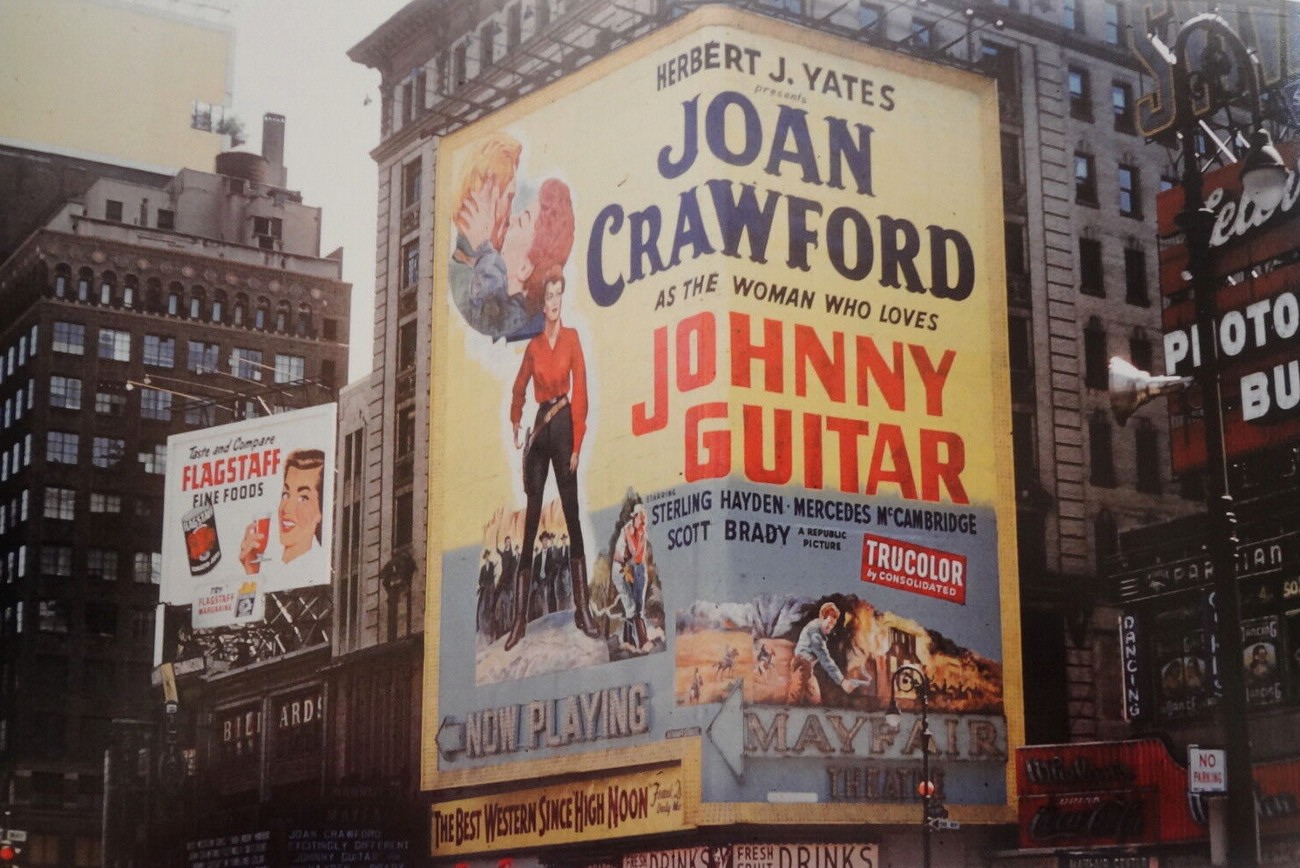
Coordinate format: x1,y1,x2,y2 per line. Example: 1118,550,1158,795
477,532,576,642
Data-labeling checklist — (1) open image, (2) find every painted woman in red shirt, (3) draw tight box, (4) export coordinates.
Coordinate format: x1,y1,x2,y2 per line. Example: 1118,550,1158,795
507,266,601,649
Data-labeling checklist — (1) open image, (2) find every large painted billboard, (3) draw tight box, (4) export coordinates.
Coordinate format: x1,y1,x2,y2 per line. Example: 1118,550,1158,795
158,404,336,665
425,7,1020,843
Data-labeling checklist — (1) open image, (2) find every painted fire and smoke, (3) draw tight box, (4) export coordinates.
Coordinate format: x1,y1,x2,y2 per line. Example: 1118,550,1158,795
475,493,666,685
675,593,1002,712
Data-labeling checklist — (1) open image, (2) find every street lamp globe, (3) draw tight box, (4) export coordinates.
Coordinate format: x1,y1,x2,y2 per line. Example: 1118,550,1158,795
1240,128,1288,213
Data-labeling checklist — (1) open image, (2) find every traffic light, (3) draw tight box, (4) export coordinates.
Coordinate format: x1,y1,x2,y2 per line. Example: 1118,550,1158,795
0,839,20,865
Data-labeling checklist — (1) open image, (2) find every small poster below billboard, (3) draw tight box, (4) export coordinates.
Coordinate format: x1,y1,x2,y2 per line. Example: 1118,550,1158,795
158,404,336,664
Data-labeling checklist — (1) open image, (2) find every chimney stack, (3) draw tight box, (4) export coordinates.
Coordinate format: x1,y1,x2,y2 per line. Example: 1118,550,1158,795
262,113,287,187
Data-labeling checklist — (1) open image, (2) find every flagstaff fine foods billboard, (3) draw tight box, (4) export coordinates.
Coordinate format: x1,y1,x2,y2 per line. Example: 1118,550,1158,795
159,404,336,641
426,7,1021,841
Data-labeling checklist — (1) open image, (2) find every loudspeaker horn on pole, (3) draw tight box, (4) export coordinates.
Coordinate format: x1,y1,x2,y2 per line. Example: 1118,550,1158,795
1108,356,1192,426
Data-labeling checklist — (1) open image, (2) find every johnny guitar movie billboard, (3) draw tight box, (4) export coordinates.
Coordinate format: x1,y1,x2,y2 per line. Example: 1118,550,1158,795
157,404,335,665
426,7,1022,842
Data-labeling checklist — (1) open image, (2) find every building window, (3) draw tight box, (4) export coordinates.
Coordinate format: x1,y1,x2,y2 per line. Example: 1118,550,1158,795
133,552,161,584
1001,132,1022,186
105,200,123,222
396,407,417,458
453,43,468,87
77,268,92,302
296,304,312,338
1103,1,1124,45
38,601,69,634
402,159,422,212
47,432,79,465
394,492,414,548
252,217,282,250
1112,82,1135,133
1125,247,1149,306
92,438,124,469
54,265,70,298
95,386,127,417
1084,317,1108,389
1130,329,1154,372
211,291,225,323
50,376,82,410
231,348,264,380
1067,67,1092,121
397,321,418,371
1075,153,1098,205
1094,509,1118,566
1089,413,1116,487
86,549,118,581
1005,222,1027,277
275,301,290,333
980,42,1019,99
85,602,117,636
233,294,248,326
189,290,205,320
99,273,115,305
507,3,522,47
157,209,175,230
41,546,73,577
140,388,172,422
1119,164,1141,217
1062,0,1080,30
98,328,131,362
1135,421,1162,494
910,17,934,46
254,299,269,330
143,335,175,368
402,239,420,288
479,22,495,69
52,322,85,355
89,493,122,514
138,444,166,475
122,276,136,309
43,488,76,520
130,608,155,641
274,354,305,384
167,283,182,315
1079,238,1104,296
187,341,220,374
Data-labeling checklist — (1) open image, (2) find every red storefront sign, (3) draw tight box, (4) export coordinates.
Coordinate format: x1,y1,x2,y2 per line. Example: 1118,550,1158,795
1019,740,1300,848
1017,740,1205,848
1158,141,1300,473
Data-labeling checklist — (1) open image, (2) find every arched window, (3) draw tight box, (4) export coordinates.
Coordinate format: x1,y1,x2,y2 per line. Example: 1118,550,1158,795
99,271,116,305
54,264,71,298
189,287,205,320
167,282,183,316
275,301,290,333
77,268,93,302
233,293,249,326
296,303,313,338
211,291,226,323
146,278,163,313
254,297,270,330
122,275,138,309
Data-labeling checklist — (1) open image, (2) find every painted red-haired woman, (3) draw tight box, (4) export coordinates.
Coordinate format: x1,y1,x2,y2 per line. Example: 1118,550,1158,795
506,258,601,650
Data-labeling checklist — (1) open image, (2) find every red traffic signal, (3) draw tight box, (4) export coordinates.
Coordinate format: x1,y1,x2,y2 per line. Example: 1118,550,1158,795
0,842,17,861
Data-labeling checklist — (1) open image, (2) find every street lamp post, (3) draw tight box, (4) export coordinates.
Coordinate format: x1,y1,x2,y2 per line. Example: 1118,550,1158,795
885,663,934,868
1149,13,1286,867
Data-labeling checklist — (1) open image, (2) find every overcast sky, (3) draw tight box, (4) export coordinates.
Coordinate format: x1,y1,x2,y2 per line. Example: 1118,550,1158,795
227,0,410,382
